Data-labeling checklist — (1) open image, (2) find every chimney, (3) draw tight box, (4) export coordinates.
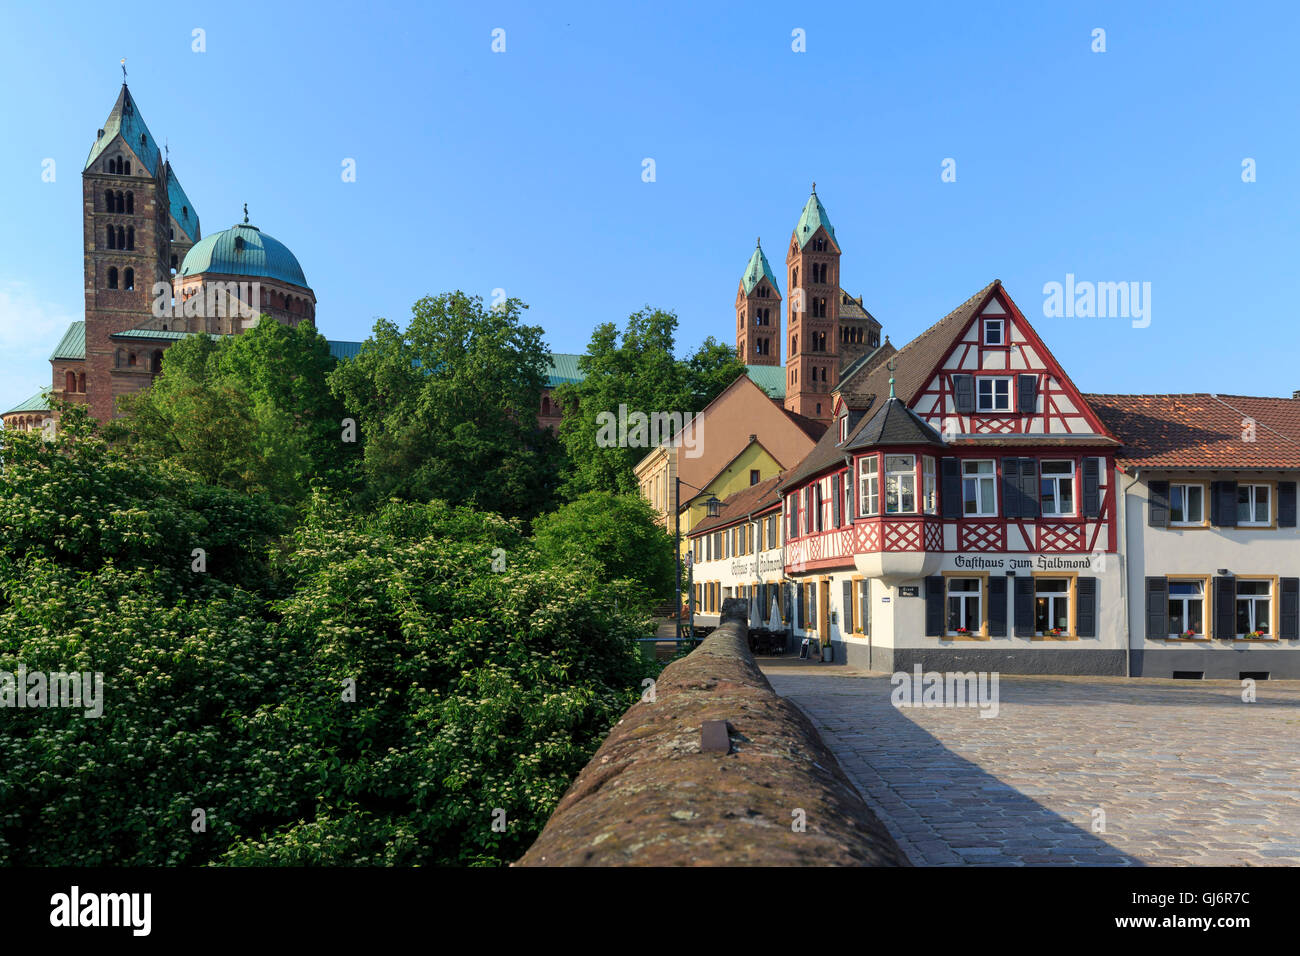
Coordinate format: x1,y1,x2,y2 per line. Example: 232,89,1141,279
1294,390,1300,400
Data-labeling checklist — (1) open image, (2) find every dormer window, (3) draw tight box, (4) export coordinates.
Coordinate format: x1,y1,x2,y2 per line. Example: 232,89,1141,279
838,415,848,443
984,318,1004,346
234,236,245,251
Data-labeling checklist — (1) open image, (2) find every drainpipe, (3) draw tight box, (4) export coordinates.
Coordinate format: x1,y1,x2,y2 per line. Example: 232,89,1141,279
1119,466,1141,678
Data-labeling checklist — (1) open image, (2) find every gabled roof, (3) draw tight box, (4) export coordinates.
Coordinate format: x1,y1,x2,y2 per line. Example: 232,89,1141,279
740,240,780,295
166,163,200,242
845,397,946,451
85,84,161,176
4,390,51,416
838,280,1001,412
50,322,86,361
794,188,836,249
838,290,879,326
688,473,784,536
1086,393,1300,470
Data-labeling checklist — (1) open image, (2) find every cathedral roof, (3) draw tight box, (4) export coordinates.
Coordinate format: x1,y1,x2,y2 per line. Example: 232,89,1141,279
794,187,836,249
50,322,86,361
85,84,161,176
166,164,200,243
180,222,309,289
3,390,51,416
740,240,780,295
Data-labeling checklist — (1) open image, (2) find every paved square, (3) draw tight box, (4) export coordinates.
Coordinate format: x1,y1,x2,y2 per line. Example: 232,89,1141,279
763,664,1300,866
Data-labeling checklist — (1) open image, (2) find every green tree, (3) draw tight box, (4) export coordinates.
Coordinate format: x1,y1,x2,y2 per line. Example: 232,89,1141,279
119,319,355,504
531,491,675,607
555,309,746,496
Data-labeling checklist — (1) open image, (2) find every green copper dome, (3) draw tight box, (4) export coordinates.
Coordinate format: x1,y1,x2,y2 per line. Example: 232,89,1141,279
180,222,308,288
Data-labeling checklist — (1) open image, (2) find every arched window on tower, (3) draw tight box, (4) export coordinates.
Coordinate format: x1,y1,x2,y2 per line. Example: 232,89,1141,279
128,352,137,367
105,188,114,210
78,372,86,392
114,348,125,368
125,192,133,214
170,255,178,274
123,160,130,175
792,267,799,289
116,226,125,249
791,335,798,355
124,268,134,291
107,226,116,250
126,227,134,250
107,267,118,289
151,350,163,374
65,371,76,393
113,191,123,213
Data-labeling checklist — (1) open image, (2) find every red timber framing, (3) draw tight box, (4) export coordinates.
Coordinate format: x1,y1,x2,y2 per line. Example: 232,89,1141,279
781,284,1121,575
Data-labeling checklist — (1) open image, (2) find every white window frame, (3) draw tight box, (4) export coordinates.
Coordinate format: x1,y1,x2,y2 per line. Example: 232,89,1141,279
962,459,998,517
983,318,1004,346
1237,484,1271,527
884,454,917,515
1169,483,1205,526
922,456,937,514
946,577,982,636
1167,580,1206,638
1033,578,1071,636
976,376,1012,412
838,415,848,443
859,455,880,517
1236,579,1272,637
1040,460,1076,517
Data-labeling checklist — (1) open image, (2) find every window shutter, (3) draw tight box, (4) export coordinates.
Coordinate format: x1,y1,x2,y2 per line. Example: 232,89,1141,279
1017,374,1038,414
940,457,962,519
1281,578,1299,640
842,580,854,632
796,584,805,627
862,581,871,636
1210,481,1238,527
1147,480,1170,528
844,472,854,522
782,583,792,623
1146,577,1169,640
953,374,975,413
832,474,842,527
1018,458,1040,518
924,576,945,636
1213,576,1236,638
1013,576,1034,637
1076,577,1097,637
1279,482,1297,528
1002,457,1022,519
1082,458,1101,518
987,575,1008,637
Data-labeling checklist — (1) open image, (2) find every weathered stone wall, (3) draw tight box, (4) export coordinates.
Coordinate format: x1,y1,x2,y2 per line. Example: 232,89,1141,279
516,598,908,866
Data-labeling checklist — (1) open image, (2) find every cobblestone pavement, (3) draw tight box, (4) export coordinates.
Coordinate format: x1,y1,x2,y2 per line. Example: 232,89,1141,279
762,664,1300,866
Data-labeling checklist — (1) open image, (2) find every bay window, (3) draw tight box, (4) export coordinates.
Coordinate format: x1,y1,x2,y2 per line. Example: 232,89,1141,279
885,454,917,514
859,455,879,516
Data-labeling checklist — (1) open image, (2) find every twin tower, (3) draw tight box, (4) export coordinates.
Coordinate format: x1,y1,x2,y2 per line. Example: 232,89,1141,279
734,186,883,423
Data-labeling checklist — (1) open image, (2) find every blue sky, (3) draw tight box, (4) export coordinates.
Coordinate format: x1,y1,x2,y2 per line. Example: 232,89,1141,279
3,0,1299,408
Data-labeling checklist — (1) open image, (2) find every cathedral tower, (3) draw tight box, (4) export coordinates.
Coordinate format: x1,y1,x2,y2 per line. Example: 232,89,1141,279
735,239,781,366
784,185,841,422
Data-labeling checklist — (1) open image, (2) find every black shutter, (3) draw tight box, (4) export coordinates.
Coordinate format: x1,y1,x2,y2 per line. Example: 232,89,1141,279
1018,458,1040,518
842,580,854,632
988,575,1008,637
1013,576,1034,637
1076,577,1097,637
832,474,842,527
1002,457,1022,519
925,576,945,636
1017,374,1038,414
1210,481,1237,527
796,584,805,627
953,374,975,413
1148,480,1170,528
941,457,962,519
1082,458,1101,518
1213,576,1236,639
1279,482,1297,528
1145,577,1168,640
860,579,870,636
782,583,792,623
1281,578,1299,640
